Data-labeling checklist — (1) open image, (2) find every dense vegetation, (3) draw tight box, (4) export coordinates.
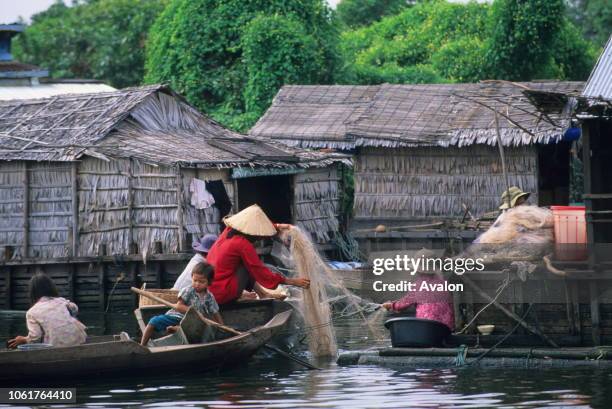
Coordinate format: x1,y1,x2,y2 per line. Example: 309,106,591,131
340,0,597,84
13,0,603,130
13,0,166,88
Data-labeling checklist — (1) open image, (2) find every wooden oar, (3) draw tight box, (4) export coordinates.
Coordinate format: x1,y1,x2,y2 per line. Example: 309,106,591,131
131,287,320,370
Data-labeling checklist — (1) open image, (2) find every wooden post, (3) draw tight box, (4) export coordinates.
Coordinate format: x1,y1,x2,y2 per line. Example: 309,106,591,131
68,263,76,302
130,262,139,309
22,162,29,259
571,281,582,338
514,281,526,335
463,287,475,334
127,158,134,254
452,290,464,331
581,123,596,268
4,266,12,309
155,261,163,289
589,281,601,346
175,166,185,252
98,263,106,311
71,162,79,257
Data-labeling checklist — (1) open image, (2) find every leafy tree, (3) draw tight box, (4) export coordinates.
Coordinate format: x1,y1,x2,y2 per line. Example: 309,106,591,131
145,0,338,131
336,0,411,28
339,1,488,84
567,0,612,48
13,0,165,88
485,0,565,81
339,0,596,85
242,15,322,118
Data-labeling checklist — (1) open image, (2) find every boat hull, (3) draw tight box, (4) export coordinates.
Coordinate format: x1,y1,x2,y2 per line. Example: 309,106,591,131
0,300,292,383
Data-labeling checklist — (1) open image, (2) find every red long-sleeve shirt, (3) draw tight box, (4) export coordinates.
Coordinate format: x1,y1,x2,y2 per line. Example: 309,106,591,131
206,227,286,304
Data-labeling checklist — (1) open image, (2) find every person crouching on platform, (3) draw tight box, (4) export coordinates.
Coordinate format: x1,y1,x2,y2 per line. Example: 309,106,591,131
141,262,222,346
206,204,310,305
173,234,218,291
381,249,455,331
8,273,87,349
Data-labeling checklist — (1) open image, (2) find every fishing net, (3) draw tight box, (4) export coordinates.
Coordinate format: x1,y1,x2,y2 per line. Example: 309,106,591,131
276,227,383,357
463,205,554,265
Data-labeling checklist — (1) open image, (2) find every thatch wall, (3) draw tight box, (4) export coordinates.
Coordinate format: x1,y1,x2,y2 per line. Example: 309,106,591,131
28,162,72,258
78,157,189,257
78,157,130,256
295,166,341,243
354,145,538,220
0,162,26,259
0,161,74,260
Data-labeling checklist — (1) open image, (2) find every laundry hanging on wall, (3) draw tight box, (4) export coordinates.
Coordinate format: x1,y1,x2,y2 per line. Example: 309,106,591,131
206,180,232,218
189,178,215,210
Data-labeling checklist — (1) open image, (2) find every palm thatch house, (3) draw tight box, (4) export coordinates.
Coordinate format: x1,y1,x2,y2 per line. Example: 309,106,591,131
0,84,348,310
251,81,583,237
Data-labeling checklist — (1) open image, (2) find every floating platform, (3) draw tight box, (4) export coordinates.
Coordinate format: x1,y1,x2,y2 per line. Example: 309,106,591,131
337,347,612,369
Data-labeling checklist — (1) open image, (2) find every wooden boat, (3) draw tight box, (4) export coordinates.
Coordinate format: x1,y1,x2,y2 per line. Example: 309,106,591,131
0,299,292,382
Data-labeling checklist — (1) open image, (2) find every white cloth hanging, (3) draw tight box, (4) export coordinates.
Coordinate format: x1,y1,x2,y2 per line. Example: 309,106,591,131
189,178,215,209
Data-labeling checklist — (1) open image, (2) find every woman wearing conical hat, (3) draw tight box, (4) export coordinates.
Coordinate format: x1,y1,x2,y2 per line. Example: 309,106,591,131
206,204,310,305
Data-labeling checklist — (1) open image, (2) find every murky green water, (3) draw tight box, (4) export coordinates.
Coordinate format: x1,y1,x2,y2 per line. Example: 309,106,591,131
1,310,611,408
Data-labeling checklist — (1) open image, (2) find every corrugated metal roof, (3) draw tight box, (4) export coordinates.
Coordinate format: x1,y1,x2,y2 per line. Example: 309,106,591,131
0,83,116,100
582,35,612,101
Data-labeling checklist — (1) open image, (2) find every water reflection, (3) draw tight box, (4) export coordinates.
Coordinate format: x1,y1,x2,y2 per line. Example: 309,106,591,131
1,311,611,408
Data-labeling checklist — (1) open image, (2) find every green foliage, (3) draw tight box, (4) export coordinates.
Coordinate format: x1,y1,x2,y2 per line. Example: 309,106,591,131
13,0,166,88
336,0,409,28
485,0,565,81
339,0,488,84
430,37,486,82
541,18,599,81
340,0,596,85
567,0,612,48
145,0,339,129
242,15,323,118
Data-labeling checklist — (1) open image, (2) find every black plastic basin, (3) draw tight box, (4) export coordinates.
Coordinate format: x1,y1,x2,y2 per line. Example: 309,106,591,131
384,317,451,348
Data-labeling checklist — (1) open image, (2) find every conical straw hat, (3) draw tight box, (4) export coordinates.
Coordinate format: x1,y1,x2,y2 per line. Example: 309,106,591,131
223,204,277,237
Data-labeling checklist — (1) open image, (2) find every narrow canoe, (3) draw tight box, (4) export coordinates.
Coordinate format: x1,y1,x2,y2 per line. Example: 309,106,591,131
0,299,292,382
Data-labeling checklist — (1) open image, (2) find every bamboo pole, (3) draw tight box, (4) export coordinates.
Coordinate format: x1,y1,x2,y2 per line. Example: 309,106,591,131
494,112,512,209
379,347,612,360
127,158,134,254
71,161,79,257
22,162,29,258
175,166,185,252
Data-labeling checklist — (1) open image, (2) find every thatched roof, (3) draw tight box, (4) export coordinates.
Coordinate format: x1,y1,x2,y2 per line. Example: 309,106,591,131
0,84,348,168
250,81,584,149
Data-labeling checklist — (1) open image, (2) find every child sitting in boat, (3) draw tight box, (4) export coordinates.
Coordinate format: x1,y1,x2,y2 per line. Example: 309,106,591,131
140,262,223,346
8,273,87,349
381,249,455,331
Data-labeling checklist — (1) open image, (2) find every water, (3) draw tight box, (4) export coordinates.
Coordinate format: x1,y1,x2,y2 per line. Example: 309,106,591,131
1,311,611,408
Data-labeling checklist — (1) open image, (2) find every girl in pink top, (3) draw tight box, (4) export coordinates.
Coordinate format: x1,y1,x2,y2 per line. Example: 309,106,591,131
8,273,87,349
382,274,455,331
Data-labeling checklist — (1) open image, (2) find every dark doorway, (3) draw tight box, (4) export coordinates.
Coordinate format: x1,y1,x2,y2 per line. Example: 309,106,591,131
237,175,293,223
537,141,571,206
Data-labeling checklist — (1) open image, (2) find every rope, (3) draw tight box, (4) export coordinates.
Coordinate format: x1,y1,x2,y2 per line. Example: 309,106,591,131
454,345,468,366
455,272,514,334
